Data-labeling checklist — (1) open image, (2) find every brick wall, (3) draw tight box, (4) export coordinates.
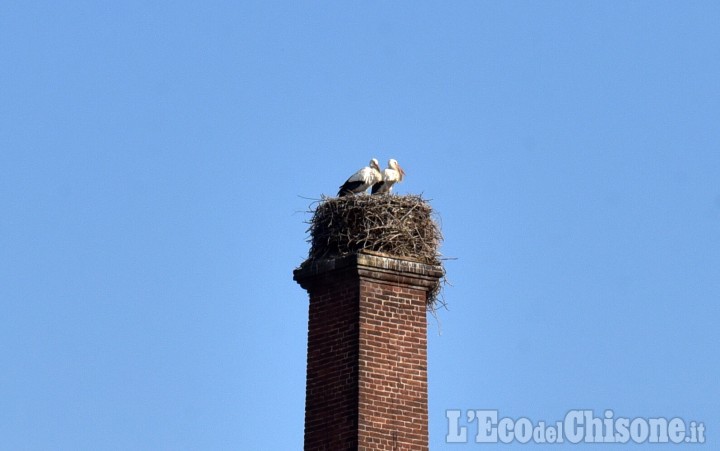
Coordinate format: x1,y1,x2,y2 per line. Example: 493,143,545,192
304,269,360,450
357,279,428,450
295,253,443,451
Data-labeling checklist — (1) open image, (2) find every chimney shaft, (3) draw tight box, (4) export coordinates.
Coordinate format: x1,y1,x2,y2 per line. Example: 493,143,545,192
294,252,443,450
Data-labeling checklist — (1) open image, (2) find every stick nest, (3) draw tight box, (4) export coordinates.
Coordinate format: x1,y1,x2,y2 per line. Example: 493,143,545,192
301,194,445,309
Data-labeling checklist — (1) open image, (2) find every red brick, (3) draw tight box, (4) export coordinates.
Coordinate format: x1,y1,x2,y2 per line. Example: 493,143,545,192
294,253,443,450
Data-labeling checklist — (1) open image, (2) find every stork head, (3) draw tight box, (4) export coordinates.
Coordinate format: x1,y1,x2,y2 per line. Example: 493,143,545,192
389,159,405,181
370,158,381,171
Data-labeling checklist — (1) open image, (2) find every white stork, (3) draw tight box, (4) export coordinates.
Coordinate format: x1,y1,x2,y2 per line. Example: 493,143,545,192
337,158,383,196
371,159,405,194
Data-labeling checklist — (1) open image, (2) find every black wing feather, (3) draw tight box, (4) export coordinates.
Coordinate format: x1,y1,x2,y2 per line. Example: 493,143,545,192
338,180,365,196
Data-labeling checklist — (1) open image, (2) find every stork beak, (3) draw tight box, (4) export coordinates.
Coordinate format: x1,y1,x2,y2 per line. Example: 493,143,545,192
398,165,405,179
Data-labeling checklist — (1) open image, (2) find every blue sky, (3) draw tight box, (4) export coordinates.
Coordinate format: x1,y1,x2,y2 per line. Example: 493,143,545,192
1,1,718,449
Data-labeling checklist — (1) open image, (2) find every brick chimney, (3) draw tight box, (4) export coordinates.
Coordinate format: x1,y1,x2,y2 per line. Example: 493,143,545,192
294,251,444,450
